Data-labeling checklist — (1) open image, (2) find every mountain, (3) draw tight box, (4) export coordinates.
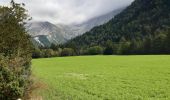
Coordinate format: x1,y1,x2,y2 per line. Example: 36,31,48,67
65,0,170,54
62,7,125,39
26,21,67,47
26,8,124,47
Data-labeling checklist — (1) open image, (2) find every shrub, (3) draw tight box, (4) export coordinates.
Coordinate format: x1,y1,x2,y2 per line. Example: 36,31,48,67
60,48,75,56
86,46,103,55
32,49,43,58
0,55,29,100
0,1,32,99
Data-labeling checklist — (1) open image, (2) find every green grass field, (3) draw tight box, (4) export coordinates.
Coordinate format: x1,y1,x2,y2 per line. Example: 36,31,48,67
32,55,170,100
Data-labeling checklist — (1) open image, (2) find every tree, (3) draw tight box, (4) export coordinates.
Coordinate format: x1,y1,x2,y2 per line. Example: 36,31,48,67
50,43,59,51
142,36,153,54
32,48,43,58
117,37,131,54
86,46,103,55
0,1,32,99
151,34,166,54
164,29,170,53
104,40,114,55
60,48,75,56
44,49,57,58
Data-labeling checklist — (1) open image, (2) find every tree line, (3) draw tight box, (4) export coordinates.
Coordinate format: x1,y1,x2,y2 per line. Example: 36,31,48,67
32,0,170,57
36,29,170,58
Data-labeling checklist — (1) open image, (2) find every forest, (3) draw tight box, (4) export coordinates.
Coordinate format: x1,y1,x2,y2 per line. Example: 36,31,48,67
31,0,170,58
64,0,170,55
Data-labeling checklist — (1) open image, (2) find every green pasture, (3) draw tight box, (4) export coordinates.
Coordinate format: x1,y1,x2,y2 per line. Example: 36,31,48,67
32,55,170,100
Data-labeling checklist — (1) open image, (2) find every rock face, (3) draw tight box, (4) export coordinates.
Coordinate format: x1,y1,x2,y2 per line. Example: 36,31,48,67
26,21,67,47
26,8,125,47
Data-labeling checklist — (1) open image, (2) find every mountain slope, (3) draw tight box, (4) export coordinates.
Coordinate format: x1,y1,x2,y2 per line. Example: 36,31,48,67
65,0,170,54
26,8,124,47
63,7,125,39
26,21,67,47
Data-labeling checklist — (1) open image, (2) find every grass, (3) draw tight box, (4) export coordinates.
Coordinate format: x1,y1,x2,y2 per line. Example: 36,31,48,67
32,55,170,100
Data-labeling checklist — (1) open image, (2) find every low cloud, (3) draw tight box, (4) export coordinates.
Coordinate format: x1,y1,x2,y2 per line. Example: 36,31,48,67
0,0,134,25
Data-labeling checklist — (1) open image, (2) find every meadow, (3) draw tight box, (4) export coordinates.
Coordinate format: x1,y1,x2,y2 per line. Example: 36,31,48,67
32,55,170,100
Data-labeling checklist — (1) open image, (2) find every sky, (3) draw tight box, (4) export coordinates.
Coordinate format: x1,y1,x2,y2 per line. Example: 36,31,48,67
0,0,134,25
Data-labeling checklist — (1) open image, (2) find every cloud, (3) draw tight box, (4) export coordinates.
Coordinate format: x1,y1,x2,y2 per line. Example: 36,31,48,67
0,0,134,25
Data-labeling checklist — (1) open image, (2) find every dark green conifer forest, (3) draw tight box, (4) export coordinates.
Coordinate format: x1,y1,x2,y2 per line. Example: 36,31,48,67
65,0,170,55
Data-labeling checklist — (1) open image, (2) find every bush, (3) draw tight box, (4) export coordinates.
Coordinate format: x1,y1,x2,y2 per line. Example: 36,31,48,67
32,49,42,58
0,1,32,99
32,48,60,58
60,48,75,56
0,55,29,100
104,47,114,55
86,46,103,55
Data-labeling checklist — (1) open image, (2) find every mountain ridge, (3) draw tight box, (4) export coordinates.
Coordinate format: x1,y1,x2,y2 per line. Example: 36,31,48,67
65,0,170,54
26,7,125,47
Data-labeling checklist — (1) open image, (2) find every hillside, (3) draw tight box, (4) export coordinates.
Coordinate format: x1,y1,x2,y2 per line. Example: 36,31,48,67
58,7,124,40
26,8,124,47
66,0,170,54
26,22,67,47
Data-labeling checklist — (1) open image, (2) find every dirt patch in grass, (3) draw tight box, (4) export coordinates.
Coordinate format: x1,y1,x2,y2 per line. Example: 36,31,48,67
24,75,48,100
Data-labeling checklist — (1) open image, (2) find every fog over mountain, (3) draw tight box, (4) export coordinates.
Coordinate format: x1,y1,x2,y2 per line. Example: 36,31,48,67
0,0,134,25
26,8,124,47
1,0,134,47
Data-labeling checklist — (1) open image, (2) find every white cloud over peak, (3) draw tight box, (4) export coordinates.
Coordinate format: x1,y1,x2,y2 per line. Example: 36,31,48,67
0,0,134,25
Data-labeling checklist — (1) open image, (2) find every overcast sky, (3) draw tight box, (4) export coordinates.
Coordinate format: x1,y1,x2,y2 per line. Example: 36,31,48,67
0,0,134,25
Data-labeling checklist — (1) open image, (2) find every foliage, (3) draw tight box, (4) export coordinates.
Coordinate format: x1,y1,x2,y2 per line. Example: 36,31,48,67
103,40,114,55
85,46,103,55
0,0,32,99
65,0,170,55
60,48,75,57
0,55,27,100
32,49,43,58
32,48,59,58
